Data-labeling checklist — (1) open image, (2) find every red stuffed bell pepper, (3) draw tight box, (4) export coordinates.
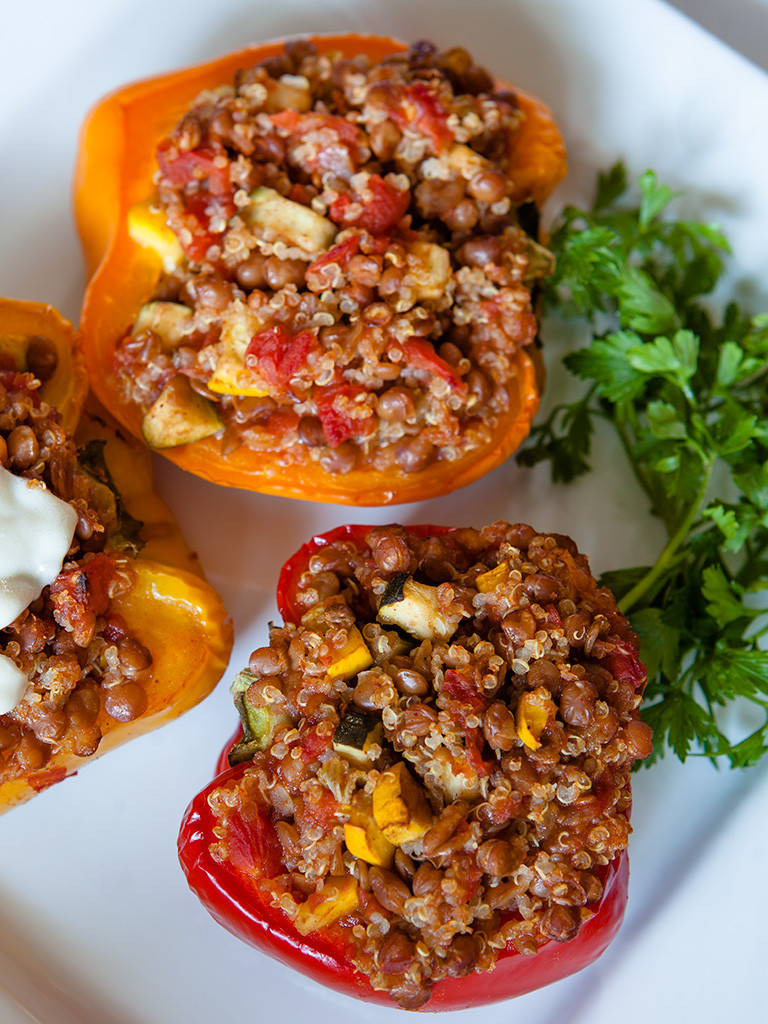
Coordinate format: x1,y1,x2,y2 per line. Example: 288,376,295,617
0,297,234,811
178,522,651,1010
75,35,566,504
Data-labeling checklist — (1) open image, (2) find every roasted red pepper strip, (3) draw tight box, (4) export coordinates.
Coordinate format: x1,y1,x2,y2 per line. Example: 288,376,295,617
180,522,643,1009
74,35,565,505
0,298,233,812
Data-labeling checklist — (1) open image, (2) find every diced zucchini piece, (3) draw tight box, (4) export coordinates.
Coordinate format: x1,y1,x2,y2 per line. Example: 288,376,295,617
131,301,195,350
372,762,433,846
228,669,291,766
127,199,184,272
207,303,269,396
141,376,223,450
377,574,463,642
242,186,337,254
333,710,382,768
405,241,452,301
294,875,359,935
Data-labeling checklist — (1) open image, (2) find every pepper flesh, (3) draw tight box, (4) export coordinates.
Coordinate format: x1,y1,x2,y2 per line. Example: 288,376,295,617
0,297,88,434
0,299,233,811
179,523,635,1010
75,35,566,505
180,764,628,1011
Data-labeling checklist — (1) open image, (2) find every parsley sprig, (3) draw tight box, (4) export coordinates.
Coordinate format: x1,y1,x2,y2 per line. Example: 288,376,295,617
521,163,768,767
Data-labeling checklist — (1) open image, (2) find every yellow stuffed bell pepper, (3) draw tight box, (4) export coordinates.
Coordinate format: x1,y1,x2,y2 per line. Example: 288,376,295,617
0,298,233,811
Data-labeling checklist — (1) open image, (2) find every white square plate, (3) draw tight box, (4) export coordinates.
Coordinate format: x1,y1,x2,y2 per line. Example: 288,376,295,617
1,2,766,1022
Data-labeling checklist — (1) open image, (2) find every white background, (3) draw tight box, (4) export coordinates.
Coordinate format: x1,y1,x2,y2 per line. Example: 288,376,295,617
1,2,767,1022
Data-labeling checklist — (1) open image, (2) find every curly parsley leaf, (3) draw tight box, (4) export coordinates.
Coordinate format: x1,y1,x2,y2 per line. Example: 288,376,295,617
526,162,768,767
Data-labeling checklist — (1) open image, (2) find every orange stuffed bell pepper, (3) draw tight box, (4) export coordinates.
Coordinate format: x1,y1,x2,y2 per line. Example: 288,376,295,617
178,522,652,1010
75,35,566,504
0,298,233,812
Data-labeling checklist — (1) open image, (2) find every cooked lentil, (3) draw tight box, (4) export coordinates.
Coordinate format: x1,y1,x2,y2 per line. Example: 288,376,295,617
210,522,651,1008
0,361,153,784
115,40,557,472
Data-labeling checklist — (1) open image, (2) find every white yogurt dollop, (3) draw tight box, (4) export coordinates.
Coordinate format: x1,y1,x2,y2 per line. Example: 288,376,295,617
0,465,78,714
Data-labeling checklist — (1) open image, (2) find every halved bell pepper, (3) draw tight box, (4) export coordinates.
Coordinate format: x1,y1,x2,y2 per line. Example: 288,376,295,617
179,522,647,1010
0,299,233,811
179,765,628,1011
74,35,566,505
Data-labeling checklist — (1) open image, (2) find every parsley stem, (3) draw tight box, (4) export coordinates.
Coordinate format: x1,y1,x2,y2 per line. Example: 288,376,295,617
618,458,714,615
609,406,665,522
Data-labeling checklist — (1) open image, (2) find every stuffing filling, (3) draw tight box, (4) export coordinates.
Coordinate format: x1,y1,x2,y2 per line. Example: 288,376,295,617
209,522,652,1008
115,40,558,473
0,350,152,786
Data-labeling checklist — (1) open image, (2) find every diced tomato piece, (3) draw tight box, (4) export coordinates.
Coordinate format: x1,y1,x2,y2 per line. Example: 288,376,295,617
286,182,314,205
306,236,360,278
0,371,40,402
389,82,453,154
157,144,232,196
274,112,365,175
329,175,410,235
269,109,302,133
606,643,647,689
315,381,375,447
592,768,619,813
50,553,115,616
482,791,524,828
464,728,493,777
245,326,316,392
296,786,338,831
175,192,236,263
48,553,118,645
401,337,464,390
225,803,286,880
443,669,487,713
298,725,333,765
271,110,362,149
157,142,235,263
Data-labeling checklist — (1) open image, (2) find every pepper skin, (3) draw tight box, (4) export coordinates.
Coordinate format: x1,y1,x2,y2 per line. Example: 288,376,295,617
179,765,628,1012
0,299,234,811
75,35,567,505
0,297,88,435
179,523,638,1011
